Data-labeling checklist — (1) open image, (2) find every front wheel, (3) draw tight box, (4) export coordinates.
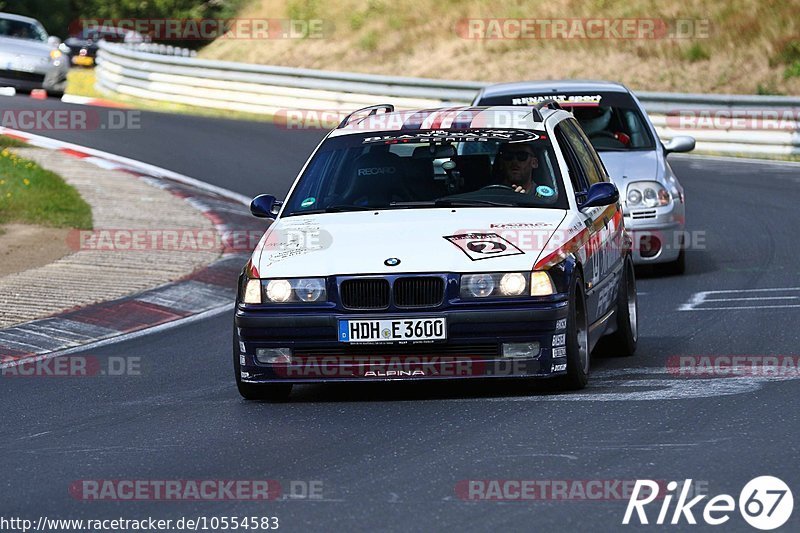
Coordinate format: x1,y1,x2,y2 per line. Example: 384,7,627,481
560,273,590,390
233,326,292,402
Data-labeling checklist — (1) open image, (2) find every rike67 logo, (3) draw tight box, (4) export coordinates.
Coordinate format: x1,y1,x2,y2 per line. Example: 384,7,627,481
623,476,794,530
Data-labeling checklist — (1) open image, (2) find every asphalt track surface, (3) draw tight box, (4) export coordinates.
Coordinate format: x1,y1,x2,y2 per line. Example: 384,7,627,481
2,95,800,531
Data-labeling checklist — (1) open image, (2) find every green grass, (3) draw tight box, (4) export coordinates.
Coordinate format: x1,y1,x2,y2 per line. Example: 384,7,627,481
0,142,93,229
0,136,26,149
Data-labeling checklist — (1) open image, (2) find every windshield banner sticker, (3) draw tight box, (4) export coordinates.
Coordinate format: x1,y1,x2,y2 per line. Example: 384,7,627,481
510,94,603,106
363,129,540,145
444,232,525,261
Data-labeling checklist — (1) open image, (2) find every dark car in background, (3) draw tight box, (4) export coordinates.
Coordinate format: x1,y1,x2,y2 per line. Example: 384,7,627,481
63,26,145,67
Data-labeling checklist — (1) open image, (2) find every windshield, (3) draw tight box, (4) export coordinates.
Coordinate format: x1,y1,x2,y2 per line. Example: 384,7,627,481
0,17,47,42
282,129,569,216
477,92,655,151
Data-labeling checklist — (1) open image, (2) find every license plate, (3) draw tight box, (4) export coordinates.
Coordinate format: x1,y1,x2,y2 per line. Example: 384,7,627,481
339,317,446,344
73,56,94,66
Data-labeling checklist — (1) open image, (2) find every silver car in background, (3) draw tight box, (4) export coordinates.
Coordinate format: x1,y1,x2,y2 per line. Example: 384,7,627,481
0,12,68,95
474,81,695,274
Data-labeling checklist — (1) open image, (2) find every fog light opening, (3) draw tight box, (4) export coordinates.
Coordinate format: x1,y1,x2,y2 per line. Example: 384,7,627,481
255,348,292,364
502,342,541,359
640,235,662,258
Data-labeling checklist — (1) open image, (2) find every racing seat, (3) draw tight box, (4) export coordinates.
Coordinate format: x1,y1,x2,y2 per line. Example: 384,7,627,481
408,146,448,200
454,154,492,192
340,152,408,207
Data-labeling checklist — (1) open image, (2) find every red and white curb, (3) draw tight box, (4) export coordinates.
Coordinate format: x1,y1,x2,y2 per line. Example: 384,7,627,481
0,129,263,367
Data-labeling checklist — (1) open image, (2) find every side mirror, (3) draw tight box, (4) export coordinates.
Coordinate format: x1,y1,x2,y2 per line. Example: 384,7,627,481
663,136,695,155
47,36,61,47
579,182,619,210
250,194,281,219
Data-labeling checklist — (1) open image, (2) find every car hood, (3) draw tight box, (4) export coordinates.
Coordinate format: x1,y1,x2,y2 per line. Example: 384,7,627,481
0,36,51,57
252,208,569,278
598,150,661,184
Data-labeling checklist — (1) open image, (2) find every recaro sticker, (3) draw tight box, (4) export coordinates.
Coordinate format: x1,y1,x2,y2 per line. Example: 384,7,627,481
443,232,525,261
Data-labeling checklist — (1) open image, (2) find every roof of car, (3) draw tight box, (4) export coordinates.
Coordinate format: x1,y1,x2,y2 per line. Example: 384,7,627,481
0,12,42,25
477,80,630,99
330,106,560,137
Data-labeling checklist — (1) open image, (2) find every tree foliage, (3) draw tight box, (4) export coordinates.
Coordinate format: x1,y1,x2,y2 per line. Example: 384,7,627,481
0,0,244,46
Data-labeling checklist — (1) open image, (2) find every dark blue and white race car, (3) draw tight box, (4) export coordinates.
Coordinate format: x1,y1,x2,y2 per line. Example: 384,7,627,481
234,104,638,401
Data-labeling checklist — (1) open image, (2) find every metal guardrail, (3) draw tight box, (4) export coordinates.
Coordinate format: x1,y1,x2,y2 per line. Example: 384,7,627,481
96,42,800,156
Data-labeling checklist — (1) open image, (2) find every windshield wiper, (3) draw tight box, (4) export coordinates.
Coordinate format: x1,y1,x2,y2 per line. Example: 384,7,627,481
434,199,518,207
292,205,375,215
324,204,374,212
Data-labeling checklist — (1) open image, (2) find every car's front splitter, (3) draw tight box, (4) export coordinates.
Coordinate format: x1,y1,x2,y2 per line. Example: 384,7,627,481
236,303,570,384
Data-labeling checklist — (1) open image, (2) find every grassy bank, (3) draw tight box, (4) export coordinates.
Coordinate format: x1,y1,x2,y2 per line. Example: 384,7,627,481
199,0,800,95
0,137,92,229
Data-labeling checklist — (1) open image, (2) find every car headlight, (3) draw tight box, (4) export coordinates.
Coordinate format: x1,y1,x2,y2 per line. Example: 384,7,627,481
241,277,328,304
243,278,262,304
50,49,62,60
266,278,327,303
529,271,556,296
460,272,555,298
265,279,292,302
626,181,670,208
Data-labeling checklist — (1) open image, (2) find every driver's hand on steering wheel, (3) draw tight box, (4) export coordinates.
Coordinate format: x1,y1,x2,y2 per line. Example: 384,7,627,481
512,185,526,194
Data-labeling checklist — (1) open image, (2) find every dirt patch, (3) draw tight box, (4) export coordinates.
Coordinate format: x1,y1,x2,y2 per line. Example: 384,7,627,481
0,223,73,277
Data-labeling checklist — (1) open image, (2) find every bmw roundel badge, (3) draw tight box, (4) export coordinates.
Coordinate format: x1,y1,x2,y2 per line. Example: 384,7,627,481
384,257,401,267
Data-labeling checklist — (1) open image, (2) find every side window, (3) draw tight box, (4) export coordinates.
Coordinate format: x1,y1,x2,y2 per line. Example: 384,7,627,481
562,119,606,186
554,124,589,195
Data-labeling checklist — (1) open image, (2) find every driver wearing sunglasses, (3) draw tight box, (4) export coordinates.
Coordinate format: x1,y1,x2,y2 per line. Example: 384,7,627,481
494,143,539,194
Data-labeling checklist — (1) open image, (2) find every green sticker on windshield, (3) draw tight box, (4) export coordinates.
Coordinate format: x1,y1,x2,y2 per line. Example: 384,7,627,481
301,197,316,208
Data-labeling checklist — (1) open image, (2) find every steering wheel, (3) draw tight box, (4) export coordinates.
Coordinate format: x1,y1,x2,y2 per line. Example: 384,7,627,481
480,184,517,191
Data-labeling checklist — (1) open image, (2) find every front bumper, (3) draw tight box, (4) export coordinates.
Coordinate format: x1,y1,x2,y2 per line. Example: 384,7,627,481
235,303,570,384
624,201,686,265
0,69,46,91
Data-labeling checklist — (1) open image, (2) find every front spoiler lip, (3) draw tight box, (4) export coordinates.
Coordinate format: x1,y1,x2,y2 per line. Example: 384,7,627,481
241,369,566,385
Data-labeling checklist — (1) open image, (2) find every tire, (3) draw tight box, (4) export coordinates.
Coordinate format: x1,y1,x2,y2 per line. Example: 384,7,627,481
560,273,590,390
602,257,638,357
233,326,292,402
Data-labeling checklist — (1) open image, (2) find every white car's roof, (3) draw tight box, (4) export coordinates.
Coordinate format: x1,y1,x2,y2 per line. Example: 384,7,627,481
329,106,558,137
